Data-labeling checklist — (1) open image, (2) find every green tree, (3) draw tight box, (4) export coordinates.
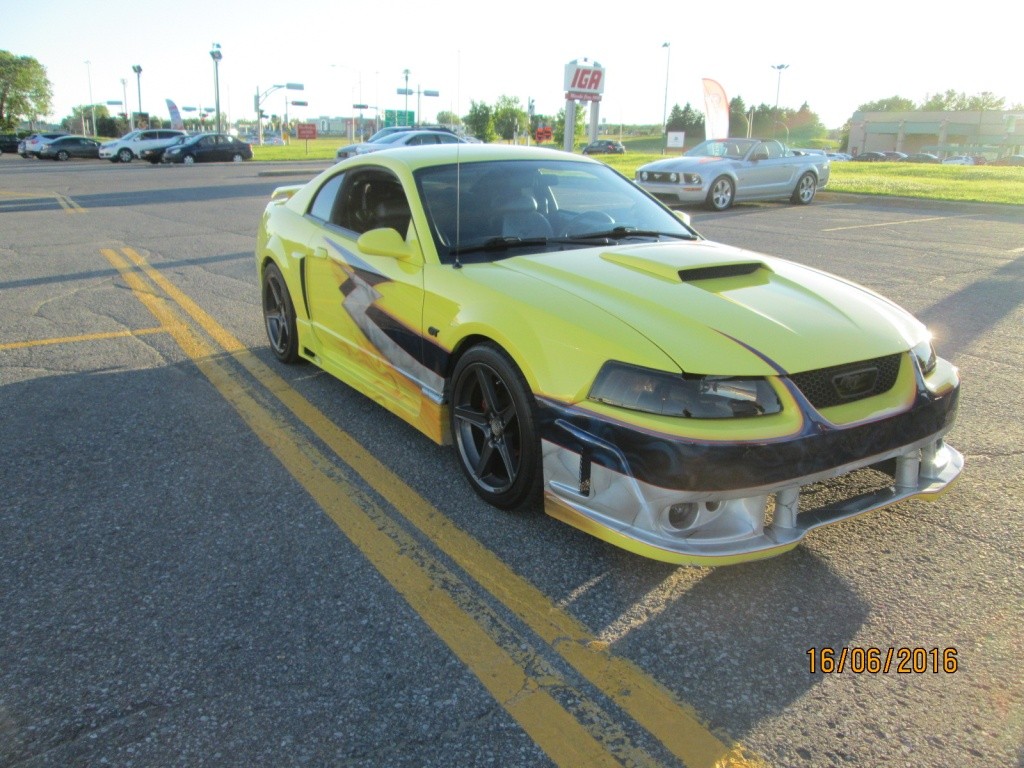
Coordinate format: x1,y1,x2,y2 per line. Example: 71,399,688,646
63,104,110,134
463,100,496,143
0,51,53,129
553,106,585,147
436,110,461,127
855,96,916,113
492,95,528,142
729,96,749,138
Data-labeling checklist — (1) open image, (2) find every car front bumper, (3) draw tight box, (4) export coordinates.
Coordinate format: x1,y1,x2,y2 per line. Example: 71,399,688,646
635,180,708,206
536,364,962,565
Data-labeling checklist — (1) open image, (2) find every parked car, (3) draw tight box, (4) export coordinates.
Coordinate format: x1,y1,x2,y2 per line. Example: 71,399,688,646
99,129,188,163
581,140,625,155
851,151,888,162
942,155,975,165
38,136,100,161
991,154,1024,166
902,153,940,163
882,151,908,162
826,152,851,162
255,144,961,565
18,132,68,158
0,133,25,154
334,130,467,161
160,133,252,164
139,135,189,164
634,138,829,211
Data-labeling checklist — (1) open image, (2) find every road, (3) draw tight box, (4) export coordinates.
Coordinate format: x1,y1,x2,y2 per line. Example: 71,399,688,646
1,157,1022,768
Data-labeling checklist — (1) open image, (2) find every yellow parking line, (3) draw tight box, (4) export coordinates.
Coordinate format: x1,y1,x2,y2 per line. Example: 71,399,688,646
104,247,673,768
55,194,86,214
0,327,164,351
118,247,762,768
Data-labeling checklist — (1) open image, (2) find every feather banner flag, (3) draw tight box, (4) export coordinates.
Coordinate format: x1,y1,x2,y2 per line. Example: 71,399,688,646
702,79,729,139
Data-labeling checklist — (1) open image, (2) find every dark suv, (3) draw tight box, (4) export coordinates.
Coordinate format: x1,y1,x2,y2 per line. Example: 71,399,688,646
0,133,25,154
582,140,626,155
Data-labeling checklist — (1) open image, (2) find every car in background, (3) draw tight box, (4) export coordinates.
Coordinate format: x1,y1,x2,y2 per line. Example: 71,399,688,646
991,154,1024,166
160,133,252,164
634,138,828,211
581,140,625,155
18,132,68,158
139,135,189,164
902,153,940,163
882,151,908,162
99,129,188,163
0,133,25,154
851,151,887,162
826,152,851,162
334,130,467,161
255,144,961,565
941,155,975,165
38,136,100,161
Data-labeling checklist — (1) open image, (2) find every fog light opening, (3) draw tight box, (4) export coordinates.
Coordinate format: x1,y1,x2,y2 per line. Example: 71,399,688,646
664,503,700,531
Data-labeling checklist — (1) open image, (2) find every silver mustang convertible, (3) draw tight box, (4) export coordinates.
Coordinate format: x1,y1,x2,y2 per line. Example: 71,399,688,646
635,138,830,211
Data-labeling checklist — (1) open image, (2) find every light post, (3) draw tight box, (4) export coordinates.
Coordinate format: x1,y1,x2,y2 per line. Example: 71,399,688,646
771,63,788,139
132,65,142,130
402,69,410,119
120,79,128,127
210,44,223,134
84,60,96,137
661,42,671,141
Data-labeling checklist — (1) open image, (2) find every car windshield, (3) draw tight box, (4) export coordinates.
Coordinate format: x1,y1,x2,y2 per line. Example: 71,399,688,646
414,159,697,264
685,139,757,158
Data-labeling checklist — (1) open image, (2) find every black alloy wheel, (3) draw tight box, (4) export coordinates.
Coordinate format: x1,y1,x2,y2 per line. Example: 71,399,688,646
261,262,299,363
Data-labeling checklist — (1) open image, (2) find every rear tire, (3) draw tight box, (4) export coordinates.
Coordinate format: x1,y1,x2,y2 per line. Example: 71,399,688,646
791,172,816,204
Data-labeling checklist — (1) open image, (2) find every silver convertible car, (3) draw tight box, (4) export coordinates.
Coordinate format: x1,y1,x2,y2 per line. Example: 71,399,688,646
635,138,830,211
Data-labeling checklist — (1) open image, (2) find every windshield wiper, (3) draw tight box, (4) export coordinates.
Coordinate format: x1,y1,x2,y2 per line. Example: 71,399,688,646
451,236,552,256
563,226,696,241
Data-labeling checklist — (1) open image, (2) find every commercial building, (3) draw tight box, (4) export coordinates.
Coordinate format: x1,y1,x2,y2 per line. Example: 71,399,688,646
848,110,1023,158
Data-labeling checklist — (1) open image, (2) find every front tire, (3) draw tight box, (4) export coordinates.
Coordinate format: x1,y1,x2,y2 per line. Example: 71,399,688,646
261,262,299,364
450,344,541,510
55,150,69,161
706,176,734,211
182,154,195,165
791,172,816,204
231,153,244,162
117,148,133,163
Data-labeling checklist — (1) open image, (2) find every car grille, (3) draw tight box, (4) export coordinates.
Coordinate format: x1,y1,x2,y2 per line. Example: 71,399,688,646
789,354,902,409
643,172,676,183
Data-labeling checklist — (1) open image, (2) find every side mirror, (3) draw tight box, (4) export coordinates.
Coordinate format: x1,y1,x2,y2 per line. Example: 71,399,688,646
673,210,692,227
357,227,419,261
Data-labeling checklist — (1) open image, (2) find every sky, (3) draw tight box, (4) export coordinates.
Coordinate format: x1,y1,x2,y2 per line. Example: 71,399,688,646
4,0,1021,132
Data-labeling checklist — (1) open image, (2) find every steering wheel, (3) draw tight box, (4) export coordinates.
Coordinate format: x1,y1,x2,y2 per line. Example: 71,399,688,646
560,210,615,237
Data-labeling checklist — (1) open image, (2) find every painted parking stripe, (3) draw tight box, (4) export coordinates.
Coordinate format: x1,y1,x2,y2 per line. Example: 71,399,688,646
0,327,164,351
114,246,764,768
101,247,674,768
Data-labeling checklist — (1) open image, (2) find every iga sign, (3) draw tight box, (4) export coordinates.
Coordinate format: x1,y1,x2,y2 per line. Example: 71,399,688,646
564,59,605,102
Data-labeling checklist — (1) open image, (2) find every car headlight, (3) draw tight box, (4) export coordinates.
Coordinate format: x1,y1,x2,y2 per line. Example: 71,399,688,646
638,171,648,181
912,339,937,376
684,173,702,185
588,361,782,418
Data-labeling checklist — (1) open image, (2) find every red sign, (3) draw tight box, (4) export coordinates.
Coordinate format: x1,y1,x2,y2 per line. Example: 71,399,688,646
296,123,317,139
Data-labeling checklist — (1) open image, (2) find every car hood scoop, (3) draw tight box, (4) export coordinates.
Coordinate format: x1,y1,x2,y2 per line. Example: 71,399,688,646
600,251,767,284
505,241,922,375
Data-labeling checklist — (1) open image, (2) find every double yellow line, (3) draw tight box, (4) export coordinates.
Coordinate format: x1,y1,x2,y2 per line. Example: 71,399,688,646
99,246,762,768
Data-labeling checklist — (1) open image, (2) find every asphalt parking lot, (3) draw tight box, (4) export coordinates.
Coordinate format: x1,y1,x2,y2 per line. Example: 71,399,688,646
1,157,1022,767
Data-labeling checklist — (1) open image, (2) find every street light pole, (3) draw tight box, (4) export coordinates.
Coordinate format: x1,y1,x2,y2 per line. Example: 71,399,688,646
210,44,223,134
120,78,128,128
131,65,142,130
771,63,789,139
84,60,96,137
661,43,671,142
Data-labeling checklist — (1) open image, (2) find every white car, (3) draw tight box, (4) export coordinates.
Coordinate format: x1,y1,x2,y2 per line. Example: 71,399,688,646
941,155,975,166
18,132,67,158
335,130,466,160
99,129,188,163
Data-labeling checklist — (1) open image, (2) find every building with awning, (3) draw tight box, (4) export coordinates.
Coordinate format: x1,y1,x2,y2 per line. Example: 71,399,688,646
848,110,1023,159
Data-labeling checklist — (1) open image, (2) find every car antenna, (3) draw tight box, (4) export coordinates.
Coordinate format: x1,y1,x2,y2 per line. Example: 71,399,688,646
453,52,463,269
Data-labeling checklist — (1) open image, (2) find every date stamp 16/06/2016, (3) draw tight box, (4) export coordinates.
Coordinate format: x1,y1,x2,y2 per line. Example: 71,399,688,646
807,647,958,674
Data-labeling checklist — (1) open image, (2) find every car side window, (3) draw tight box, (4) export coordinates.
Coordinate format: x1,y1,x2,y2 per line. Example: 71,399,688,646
438,134,461,144
334,170,412,236
308,173,345,223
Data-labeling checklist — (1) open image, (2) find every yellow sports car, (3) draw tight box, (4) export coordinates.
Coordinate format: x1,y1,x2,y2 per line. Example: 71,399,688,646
256,145,962,565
